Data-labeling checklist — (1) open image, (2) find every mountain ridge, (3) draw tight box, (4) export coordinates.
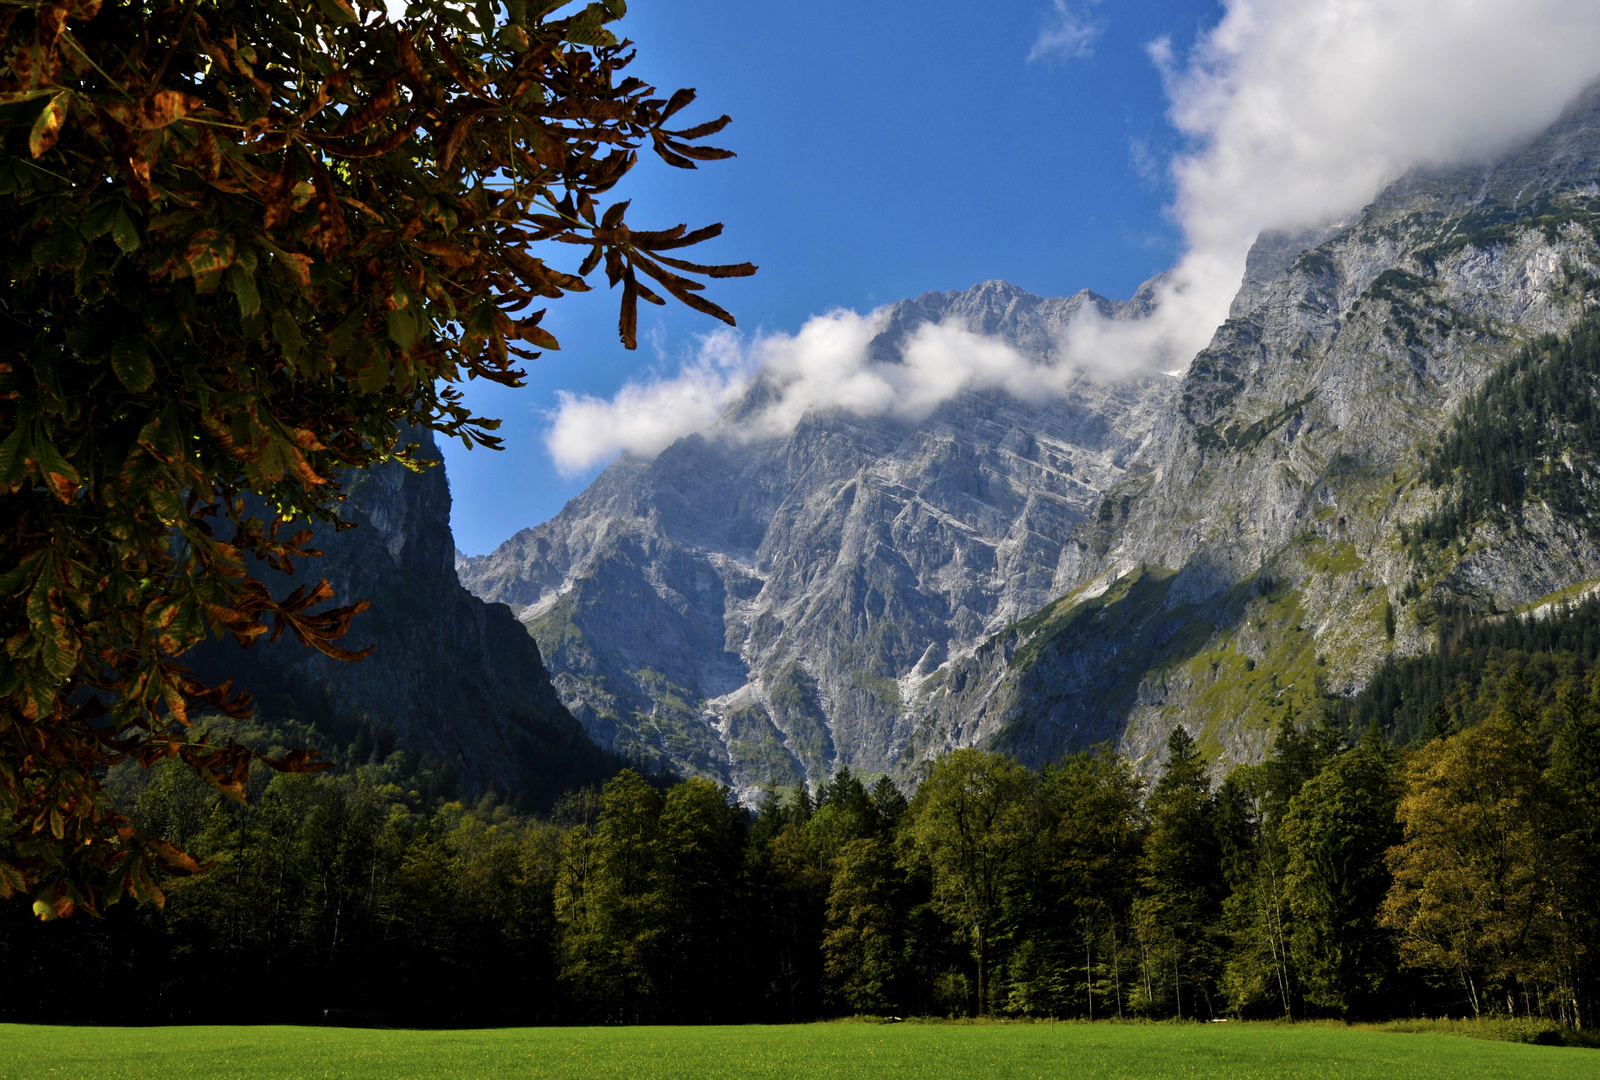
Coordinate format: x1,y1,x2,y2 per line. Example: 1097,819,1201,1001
191,429,621,807
459,283,1176,798
462,80,1600,796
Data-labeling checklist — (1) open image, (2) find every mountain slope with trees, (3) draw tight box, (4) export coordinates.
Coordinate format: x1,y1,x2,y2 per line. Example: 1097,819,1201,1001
462,82,1600,795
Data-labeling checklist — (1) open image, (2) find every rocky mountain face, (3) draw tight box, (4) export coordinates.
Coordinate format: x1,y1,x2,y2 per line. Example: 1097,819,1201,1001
189,430,619,807
466,83,1600,795
913,84,1600,777
458,285,1175,799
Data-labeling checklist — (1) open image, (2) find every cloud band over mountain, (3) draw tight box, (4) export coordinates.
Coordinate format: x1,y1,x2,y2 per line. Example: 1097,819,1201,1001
546,0,1600,474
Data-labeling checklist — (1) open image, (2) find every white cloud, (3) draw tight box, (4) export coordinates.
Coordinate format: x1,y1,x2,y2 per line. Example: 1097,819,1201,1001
544,331,755,474
739,312,1089,439
1060,0,1600,373
1029,1,1101,62
544,313,1103,473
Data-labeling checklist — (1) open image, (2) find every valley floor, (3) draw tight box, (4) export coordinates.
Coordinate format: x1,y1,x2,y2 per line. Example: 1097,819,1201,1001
0,1021,1591,1080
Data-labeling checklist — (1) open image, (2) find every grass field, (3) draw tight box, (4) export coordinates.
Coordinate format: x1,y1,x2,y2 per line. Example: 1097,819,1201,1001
1,1020,1592,1080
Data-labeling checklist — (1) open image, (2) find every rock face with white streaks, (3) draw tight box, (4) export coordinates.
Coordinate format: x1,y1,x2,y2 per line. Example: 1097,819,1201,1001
459,283,1175,799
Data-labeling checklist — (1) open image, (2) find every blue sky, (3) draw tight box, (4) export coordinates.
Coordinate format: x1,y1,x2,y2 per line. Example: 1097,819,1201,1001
442,0,1220,554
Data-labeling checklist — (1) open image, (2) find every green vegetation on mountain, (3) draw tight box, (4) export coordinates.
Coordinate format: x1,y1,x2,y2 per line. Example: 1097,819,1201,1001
1342,594,1600,744
1406,316,1600,554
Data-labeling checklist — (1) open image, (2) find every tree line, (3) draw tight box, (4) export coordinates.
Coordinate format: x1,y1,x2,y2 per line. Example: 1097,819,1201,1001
1342,591,1600,744
3,673,1596,1029
1404,313,1600,555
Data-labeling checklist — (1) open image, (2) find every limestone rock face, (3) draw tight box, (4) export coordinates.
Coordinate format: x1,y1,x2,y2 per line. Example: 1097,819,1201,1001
190,430,617,807
459,283,1176,799
913,83,1600,780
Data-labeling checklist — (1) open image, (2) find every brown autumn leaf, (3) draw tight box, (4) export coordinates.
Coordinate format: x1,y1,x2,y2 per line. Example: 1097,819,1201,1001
104,91,203,130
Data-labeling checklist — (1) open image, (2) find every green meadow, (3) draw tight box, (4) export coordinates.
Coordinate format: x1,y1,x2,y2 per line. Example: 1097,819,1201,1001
1,1022,1592,1080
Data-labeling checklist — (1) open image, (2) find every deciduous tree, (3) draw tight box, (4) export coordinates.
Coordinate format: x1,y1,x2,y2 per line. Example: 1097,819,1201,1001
1381,683,1580,1019
902,748,1036,1016
0,0,749,915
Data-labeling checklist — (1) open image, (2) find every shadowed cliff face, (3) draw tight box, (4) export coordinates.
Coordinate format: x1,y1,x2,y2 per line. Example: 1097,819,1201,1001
459,283,1177,800
189,430,621,809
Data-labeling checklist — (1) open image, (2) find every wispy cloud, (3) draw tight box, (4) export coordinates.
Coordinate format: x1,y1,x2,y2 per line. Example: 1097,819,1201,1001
544,313,1119,474
544,331,755,474
1028,1,1101,62
1127,137,1161,185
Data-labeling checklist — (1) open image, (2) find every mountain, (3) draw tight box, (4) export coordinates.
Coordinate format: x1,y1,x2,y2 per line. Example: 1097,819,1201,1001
465,83,1600,794
189,429,620,808
914,83,1600,775
458,285,1174,798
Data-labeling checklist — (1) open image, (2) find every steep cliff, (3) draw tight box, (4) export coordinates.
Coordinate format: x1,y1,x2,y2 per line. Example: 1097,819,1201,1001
459,283,1175,798
190,430,619,807
909,84,1600,777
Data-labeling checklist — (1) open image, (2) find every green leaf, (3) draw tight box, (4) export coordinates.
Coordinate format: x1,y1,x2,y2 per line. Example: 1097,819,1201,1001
0,552,40,599
0,89,58,107
386,304,419,349
111,207,140,254
465,299,497,341
110,335,155,392
179,231,237,291
157,596,206,655
64,319,108,356
315,0,359,23
327,312,365,358
147,485,183,523
32,226,87,270
227,263,261,318
82,201,119,239
73,242,101,297
0,424,29,490
355,355,390,394
34,439,83,504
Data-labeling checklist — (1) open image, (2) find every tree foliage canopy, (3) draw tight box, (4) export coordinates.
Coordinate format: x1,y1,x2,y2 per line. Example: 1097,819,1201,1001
0,0,750,917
